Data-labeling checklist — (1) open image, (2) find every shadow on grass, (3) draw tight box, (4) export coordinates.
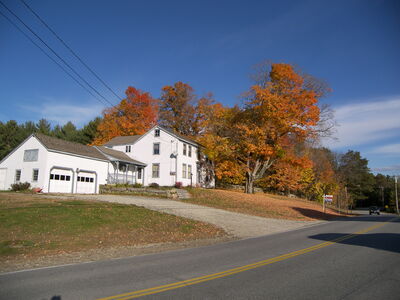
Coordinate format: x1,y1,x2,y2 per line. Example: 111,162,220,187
309,233,400,254
291,207,346,220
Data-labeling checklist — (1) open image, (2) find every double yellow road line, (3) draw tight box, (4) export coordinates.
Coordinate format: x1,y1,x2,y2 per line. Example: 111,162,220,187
99,217,397,300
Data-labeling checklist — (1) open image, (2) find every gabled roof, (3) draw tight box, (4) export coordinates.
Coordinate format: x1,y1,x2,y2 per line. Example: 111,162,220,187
95,146,146,166
35,133,107,161
104,135,142,146
103,125,200,148
159,126,200,146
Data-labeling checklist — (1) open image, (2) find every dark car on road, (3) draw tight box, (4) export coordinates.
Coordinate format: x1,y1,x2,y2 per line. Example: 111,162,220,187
369,206,380,215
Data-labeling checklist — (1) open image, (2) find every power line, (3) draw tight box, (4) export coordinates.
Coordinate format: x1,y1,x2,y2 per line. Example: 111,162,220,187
19,0,123,101
0,10,106,105
0,0,116,108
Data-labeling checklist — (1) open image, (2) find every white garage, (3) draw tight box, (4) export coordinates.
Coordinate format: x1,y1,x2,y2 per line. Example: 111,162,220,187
0,133,146,194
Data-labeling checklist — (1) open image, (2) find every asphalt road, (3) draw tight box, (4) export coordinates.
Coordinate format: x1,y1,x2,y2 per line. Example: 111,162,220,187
1,214,399,300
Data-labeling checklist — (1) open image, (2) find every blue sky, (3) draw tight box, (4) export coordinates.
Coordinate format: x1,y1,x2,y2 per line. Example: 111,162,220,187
0,0,399,173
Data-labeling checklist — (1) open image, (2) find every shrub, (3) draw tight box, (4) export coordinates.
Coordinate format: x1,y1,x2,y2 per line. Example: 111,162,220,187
175,182,183,189
11,182,31,192
149,182,159,188
132,183,142,188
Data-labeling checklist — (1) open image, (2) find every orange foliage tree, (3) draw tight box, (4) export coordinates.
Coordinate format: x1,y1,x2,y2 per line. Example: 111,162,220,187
92,87,158,145
231,63,321,193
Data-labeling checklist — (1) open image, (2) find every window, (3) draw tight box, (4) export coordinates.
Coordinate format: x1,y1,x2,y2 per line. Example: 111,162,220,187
183,144,187,156
153,143,160,155
32,169,39,181
50,174,54,180
23,149,39,162
188,145,192,157
126,145,131,153
15,169,21,182
137,168,142,179
188,165,192,178
85,177,90,182
55,174,60,180
90,178,94,183
182,164,187,178
152,164,160,178
66,175,71,181
155,129,160,137
60,175,66,181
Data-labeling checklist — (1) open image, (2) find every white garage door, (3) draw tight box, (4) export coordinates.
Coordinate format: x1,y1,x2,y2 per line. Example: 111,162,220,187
76,173,96,194
0,169,7,190
49,169,73,193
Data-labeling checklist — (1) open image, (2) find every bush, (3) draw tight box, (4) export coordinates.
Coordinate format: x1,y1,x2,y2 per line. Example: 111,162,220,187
11,182,31,192
175,182,183,189
149,182,159,188
132,183,142,188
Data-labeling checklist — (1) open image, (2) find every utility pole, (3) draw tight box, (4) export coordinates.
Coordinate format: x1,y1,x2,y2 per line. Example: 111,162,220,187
395,176,399,215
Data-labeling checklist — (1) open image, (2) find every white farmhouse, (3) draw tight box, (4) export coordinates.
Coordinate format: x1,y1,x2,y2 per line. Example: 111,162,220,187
104,125,205,187
0,125,212,194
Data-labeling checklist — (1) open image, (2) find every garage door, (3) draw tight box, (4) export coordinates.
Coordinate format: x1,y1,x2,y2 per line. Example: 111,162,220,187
49,169,73,193
0,169,7,190
76,172,96,194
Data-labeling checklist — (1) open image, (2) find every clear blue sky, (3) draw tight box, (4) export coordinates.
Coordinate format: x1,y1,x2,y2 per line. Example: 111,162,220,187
0,0,399,172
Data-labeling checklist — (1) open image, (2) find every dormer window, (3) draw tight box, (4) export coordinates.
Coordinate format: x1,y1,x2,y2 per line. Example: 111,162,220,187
125,145,131,153
155,129,160,137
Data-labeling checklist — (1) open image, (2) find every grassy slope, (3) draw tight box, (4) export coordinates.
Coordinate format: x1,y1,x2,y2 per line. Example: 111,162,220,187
0,193,224,259
184,188,345,221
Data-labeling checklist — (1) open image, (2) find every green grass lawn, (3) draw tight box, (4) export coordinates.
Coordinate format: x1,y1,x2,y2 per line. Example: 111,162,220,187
0,193,224,259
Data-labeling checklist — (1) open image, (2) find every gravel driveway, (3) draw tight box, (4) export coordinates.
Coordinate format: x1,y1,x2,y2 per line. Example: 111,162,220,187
61,194,321,238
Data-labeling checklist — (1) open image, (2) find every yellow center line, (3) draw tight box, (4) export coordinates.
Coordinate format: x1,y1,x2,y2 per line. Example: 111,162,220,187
98,217,397,300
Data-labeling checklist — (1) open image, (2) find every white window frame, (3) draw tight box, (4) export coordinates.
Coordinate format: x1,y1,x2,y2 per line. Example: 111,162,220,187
188,145,192,157
153,143,160,155
23,149,39,162
182,163,187,179
155,129,160,137
183,144,187,156
15,169,21,182
32,169,39,182
188,164,192,179
152,164,160,178
126,145,131,153
137,168,142,180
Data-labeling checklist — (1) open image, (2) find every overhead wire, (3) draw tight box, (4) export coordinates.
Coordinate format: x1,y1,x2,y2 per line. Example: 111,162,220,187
19,0,123,101
0,10,106,105
0,0,116,108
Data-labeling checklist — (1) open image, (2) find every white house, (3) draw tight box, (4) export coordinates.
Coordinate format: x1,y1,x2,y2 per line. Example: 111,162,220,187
0,125,213,194
104,125,207,187
0,133,146,193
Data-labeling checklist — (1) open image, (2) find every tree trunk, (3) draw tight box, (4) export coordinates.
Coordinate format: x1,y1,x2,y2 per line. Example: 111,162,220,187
245,172,254,194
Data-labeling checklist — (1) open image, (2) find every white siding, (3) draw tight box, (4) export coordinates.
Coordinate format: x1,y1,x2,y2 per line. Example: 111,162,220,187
0,136,47,190
110,126,200,187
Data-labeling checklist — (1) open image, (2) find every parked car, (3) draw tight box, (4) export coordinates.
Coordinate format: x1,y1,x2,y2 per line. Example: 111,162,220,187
369,206,380,215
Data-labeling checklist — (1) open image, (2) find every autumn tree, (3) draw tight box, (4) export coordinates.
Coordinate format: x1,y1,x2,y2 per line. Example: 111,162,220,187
159,82,214,137
92,86,158,145
232,63,321,193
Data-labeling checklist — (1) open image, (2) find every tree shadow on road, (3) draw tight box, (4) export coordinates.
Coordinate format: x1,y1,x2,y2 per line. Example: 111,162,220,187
309,233,400,254
292,207,399,222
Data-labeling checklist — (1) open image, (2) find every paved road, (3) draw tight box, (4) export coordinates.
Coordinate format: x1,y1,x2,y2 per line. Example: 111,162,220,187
1,215,399,300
